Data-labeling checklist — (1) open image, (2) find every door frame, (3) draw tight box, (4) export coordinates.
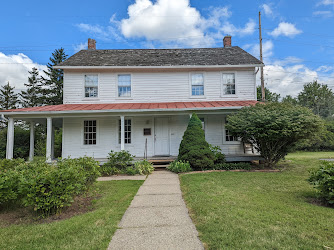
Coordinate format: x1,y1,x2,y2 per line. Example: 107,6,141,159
153,117,170,156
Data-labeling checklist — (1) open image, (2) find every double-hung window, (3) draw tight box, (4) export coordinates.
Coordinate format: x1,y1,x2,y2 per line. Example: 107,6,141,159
222,73,236,95
84,75,98,97
84,120,97,145
191,73,204,96
119,119,131,144
118,74,131,97
225,118,238,142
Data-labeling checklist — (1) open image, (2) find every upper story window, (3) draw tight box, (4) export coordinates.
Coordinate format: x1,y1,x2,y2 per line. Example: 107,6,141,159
222,73,236,95
191,73,204,96
118,74,131,97
85,75,98,98
84,120,97,145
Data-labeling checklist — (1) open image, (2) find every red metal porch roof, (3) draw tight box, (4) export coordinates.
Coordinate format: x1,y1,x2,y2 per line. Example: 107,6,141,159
1,100,258,113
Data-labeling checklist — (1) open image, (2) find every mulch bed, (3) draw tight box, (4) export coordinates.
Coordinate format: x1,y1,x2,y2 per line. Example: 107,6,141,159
182,169,281,175
0,192,101,227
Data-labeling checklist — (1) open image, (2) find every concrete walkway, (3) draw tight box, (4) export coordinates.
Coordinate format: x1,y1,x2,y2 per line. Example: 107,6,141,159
98,175,147,181
108,170,204,250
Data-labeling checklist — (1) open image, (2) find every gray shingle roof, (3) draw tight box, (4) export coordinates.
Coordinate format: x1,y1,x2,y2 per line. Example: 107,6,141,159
56,46,263,67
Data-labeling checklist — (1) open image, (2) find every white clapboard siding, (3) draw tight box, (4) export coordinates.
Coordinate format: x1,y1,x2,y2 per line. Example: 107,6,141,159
63,69,256,104
62,114,244,159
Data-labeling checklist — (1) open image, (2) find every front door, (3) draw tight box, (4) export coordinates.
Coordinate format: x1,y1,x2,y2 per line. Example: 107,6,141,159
154,117,170,156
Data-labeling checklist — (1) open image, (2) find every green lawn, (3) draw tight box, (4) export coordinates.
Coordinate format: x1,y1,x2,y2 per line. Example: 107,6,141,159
180,152,334,250
0,180,143,250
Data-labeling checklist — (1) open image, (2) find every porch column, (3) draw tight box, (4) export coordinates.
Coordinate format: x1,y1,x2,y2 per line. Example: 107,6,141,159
46,117,52,162
6,117,14,159
51,126,55,160
120,115,125,151
29,121,35,161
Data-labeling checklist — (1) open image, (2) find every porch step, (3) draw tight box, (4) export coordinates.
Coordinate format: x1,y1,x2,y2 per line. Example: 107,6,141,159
153,164,170,170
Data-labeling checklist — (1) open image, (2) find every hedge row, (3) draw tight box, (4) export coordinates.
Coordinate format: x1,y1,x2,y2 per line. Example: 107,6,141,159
0,157,100,216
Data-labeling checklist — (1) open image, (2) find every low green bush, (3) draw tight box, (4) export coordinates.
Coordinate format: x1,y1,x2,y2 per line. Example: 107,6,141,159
58,157,100,186
167,160,192,173
0,157,100,216
0,169,22,206
213,162,252,171
133,160,154,175
0,158,25,172
101,150,134,176
20,161,86,216
125,167,137,176
308,161,334,205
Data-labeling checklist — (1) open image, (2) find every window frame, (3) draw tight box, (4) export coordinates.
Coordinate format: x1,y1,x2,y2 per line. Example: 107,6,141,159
118,118,132,144
189,72,205,98
83,120,98,146
221,71,237,97
223,117,239,144
83,74,99,99
117,74,132,98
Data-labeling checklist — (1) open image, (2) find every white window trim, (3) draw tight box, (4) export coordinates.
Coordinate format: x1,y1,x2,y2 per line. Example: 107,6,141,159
117,73,133,99
81,119,99,147
221,71,238,97
83,74,100,100
118,118,132,145
222,118,240,145
189,72,206,99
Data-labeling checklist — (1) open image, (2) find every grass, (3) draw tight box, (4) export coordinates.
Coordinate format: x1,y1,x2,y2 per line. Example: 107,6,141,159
180,152,334,249
0,180,143,250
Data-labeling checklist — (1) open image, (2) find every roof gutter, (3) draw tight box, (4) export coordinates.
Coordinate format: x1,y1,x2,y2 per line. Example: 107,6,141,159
0,106,245,116
53,64,264,70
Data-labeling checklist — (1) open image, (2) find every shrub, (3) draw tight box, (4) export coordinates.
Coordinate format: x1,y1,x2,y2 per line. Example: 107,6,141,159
214,162,252,171
178,113,215,170
226,102,323,167
101,150,134,176
125,167,137,176
0,158,25,172
133,160,154,175
58,157,100,186
167,160,192,173
308,161,334,205
209,145,226,164
0,169,22,206
20,161,87,216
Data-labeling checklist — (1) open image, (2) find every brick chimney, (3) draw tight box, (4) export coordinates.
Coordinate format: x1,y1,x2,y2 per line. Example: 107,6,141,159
88,38,96,50
223,35,232,47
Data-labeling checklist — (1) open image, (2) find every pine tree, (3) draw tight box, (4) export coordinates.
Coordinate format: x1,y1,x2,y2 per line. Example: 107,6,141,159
20,67,43,107
178,113,214,170
0,82,18,110
41,48,68,105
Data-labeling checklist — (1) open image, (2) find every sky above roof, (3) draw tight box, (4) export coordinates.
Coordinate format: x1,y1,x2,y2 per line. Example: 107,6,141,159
1,0,334,97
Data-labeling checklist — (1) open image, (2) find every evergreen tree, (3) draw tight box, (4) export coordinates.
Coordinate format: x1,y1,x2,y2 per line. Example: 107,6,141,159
256,86,280,102
0,82,18,110
178,113,214,170
20,67,43,107
41,48,68,105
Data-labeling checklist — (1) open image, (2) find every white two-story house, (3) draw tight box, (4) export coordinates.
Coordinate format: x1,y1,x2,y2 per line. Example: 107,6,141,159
1,36,263,162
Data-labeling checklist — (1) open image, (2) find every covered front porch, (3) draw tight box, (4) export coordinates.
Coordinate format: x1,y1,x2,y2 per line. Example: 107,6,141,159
0,101,259,162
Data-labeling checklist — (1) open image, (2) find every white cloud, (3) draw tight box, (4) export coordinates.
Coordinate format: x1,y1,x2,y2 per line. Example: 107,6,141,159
0,52,46,90
77,0,256,48
73,42,87,53
317,65,334,72
244,40,274,61
317,0,334,6
261,4,273,16
313,10,333,17
269,22,302,38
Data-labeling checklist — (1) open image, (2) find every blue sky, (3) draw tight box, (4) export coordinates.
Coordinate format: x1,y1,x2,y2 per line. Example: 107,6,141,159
1,0,334,96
